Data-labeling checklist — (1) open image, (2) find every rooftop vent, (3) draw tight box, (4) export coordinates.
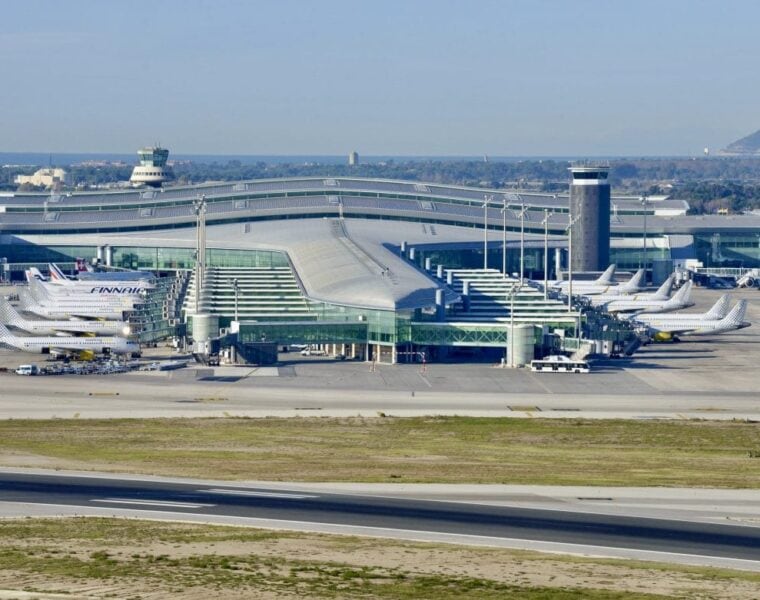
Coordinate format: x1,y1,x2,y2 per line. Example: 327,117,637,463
414,183,431,193
323,179,339,187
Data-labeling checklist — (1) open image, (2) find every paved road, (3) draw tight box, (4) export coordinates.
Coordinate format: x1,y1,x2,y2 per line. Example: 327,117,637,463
2,471,759,565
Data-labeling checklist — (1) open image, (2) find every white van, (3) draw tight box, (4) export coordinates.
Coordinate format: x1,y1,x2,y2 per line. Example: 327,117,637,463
15,364,39,376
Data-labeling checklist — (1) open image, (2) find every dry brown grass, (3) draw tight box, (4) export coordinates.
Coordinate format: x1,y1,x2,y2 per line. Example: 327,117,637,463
0,518,758,599
0,416,758,486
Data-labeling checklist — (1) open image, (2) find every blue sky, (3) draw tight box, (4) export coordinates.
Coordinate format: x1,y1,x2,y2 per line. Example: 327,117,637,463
1,0,757,156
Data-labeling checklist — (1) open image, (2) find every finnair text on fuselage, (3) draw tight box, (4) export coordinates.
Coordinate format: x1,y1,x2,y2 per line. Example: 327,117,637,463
89,286,145,294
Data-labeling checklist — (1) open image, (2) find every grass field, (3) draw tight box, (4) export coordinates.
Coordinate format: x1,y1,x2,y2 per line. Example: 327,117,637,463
0,518,758,599
0,416,758,486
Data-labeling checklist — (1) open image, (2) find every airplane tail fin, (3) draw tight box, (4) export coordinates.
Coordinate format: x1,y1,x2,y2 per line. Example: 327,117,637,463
0,298,26,328
723,300,748,327
0,322,16,342
670,280,692,305
705,294,731,320
28,278,51,302
618,268,645,294
28,267,45,281
48,263,69,282
652,276,675,300
594,264,616,286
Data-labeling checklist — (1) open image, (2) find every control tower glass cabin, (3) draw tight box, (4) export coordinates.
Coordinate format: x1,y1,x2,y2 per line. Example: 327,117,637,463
130,146,171,188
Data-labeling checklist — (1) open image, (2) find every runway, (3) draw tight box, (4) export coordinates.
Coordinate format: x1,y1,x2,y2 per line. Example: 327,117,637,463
1,471,759,570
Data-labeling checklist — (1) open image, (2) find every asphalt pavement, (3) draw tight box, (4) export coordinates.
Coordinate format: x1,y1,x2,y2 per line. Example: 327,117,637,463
1,471,759,571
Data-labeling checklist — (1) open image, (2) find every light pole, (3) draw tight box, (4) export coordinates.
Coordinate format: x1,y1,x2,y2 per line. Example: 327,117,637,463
193,195,207,315
541,208,554,300
483,194,492,270
501,195,508,278
566,210,581,314
515,201,529,285
640,195,648,284
231,277,239,322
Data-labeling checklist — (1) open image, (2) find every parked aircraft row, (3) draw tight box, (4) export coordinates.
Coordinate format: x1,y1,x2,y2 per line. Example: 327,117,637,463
550,265,648,296
0,265,147,359
553,265,752,340
0,322,139,359
631,295,750,340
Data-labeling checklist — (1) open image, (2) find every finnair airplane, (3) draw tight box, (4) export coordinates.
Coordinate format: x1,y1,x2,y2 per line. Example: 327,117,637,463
0,298,130,337
601,281,694,314
0,323,139,359
587,276,674,307
49,263,155,286
34,265,153,297
636,299,750,339
27,278,139,309
18,289,129,321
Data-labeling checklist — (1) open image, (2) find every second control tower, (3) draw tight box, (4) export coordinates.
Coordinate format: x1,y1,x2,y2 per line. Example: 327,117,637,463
569,163,611,272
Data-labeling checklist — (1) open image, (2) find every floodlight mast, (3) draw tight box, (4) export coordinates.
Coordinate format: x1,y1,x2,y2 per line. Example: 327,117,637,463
230,277,240,322
542,207,554,300
516,201,529,285
566,209,582,313
483,195,493,270
193,195,207,314
640,194,649,282
501,195,508,278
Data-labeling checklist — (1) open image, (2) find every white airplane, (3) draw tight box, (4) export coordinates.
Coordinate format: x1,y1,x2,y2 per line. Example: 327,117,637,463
48,263,155,289
0,298,130,337
636,299,750,340
601,281,694,314
0,322,140,359
26,278,139,309
18,289,129,321
587,276,674,307
550,264,617,291
634,294,731,324
28,269,152,300
568,268,647,297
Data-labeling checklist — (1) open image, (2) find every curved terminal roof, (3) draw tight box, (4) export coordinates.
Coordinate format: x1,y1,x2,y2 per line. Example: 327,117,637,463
14,219,470,311
1,176,721,237
2,177,759,309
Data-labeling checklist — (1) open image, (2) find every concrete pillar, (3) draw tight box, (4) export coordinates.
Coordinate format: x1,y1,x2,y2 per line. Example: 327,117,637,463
96,246,104,263
400,241,407,256
391,345,397,365
555,247,562,279
435,288,445,321
409,247,416,262
424,257,432,271
104,245,113,267
436,264,444,279
446,270,453,285
462,281,471,311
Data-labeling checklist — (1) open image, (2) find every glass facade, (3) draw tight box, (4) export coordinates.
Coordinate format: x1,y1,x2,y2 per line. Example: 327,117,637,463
694,233,760,267
110,247,289,271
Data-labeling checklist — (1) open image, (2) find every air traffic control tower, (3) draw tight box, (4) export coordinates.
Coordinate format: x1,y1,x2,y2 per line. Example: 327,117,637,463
569,163,611,272
130,146,171,188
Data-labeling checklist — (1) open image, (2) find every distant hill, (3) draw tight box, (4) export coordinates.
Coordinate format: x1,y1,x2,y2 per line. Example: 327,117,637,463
722,129,760,155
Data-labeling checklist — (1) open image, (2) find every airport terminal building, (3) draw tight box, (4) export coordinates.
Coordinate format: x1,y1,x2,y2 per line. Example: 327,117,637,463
1,177,758,362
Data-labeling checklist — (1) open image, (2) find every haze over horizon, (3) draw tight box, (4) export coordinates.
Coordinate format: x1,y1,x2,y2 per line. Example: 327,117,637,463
2,0,757,157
